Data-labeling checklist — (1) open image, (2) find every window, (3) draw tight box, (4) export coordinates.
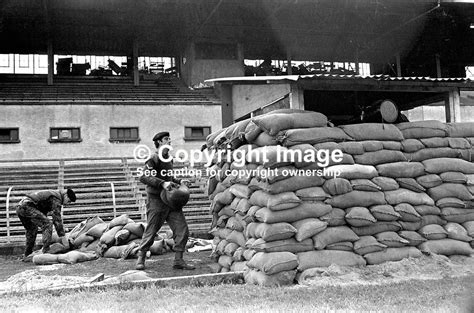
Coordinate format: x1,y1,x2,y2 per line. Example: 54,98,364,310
184,126,211,141
110,127,140,143
0,128,20,143
49,128,81,142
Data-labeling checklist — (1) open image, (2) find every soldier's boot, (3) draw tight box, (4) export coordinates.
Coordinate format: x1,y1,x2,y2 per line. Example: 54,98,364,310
135,250,146,270
173,251,195,270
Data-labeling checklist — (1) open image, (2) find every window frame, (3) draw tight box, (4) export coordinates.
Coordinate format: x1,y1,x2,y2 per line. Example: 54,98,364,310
184,126,211,141
109,127,140,143
0,127,20,143
49,127,82,143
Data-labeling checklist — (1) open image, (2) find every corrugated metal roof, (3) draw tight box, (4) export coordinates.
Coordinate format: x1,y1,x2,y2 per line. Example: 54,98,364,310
206,74,472,83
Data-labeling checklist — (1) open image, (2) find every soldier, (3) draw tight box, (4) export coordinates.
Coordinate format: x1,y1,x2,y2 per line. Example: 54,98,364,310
16,188,76,258
135,131,195,270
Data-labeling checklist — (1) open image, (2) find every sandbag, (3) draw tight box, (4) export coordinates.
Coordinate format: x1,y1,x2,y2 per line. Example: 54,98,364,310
405,148,461,162
150,239,166,255
103,245,130,259
339,141,364,155
123,222,145,238
246,145,292,168
394,203,421,222
364,247,422,265
416,174,443,189
48,242,70,254
418,239,474,256
323,178,352,196
354,150,407,166
278,127,353,147
68,216,105,242
360,140,383,152
244,269,297,286
371,177,399,191
320,208,346,226
340,123,404,141
312,226,359,250
401,139,425,153
244,121,263,143
441,207,474,223
345,207,377,227
420,137,449,148
292,218,328,242
350,179,381,192
325,191,386,209
255,202,332,224
109,214,134,228
436,198,466,209
324,164,378,180
398,231,427,246
32,254,60,265
73,234,95,248
254,222,297,242
399,221,423,231
447,137,471,149
423,157,474,174
396,178,425,193
428,184,473,202
295,187,331,201
384,189,435,206
247,251,298,275
444,222,473,242
397,120,448,139
224,242,240,257
440,172,468,184
354,236,387,255
57,251,98,264
446,122,474,137
420,215,447,227
376,162,425,178
99,225,124,247
375,231,409,248
325,241,354,251
253,132,278,147
382,141,402,151
226,230,246,247
114,229,131,246
229,184,252,199
351,222,401,236
251,238,314,253
230,261,248,272
255,174,325,194
297,250,366,271
253,111,328,136
418,224,448,240
370,205,401,222
463,221,474,237
235,198,251,215
414,205,440,216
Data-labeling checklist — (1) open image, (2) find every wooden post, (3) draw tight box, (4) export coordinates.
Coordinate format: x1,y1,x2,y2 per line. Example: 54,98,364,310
289,83,304,109
445,89,461,122
287,54,292,75
47,40,53,85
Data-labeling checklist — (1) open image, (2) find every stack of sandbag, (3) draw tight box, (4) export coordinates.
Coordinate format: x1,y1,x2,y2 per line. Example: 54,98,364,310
206,111,474,286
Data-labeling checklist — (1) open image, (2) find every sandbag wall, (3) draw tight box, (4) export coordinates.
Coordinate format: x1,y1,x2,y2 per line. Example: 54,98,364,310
205,110,474,286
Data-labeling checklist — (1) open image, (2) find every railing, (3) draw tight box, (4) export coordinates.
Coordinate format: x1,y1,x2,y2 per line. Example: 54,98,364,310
5,187,13,243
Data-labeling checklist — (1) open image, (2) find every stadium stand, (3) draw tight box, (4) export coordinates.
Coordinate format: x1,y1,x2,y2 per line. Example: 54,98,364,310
0,158,211,245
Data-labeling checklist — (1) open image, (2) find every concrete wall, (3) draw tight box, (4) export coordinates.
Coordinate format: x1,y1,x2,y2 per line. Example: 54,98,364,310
181,42,244,87
0,104,221,160
232,83,291,120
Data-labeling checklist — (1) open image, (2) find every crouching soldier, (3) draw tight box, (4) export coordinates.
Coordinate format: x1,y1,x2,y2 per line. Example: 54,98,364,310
16,188,76,258
135,131,195,270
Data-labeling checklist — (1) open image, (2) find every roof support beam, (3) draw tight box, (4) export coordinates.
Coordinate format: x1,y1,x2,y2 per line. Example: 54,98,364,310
445,88,461,122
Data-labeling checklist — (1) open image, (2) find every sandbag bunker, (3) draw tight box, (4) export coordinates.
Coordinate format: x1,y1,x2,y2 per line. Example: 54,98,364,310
28,214,178,265
205,109,474,286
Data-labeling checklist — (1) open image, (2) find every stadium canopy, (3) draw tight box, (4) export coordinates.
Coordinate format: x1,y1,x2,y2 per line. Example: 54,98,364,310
2,0,474,72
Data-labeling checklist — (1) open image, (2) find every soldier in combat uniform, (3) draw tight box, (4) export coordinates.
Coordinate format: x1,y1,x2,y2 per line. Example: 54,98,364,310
135,131,195,270
16,188,76,257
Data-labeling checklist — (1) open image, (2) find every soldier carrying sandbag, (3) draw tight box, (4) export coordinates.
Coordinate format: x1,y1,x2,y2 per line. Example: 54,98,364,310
16,188,76,258
135,131,195,270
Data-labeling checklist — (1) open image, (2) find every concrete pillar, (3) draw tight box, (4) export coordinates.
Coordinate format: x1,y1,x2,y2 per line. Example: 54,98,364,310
133,41,139,86
289,84,304,109
444,89,461,122
220,84,233,127
47,40,54,85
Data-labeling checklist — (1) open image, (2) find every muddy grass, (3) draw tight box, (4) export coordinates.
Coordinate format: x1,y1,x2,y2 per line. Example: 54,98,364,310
0,250,215,282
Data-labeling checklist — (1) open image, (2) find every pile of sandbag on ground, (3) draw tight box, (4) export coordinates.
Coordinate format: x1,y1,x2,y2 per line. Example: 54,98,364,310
205,110,474,286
